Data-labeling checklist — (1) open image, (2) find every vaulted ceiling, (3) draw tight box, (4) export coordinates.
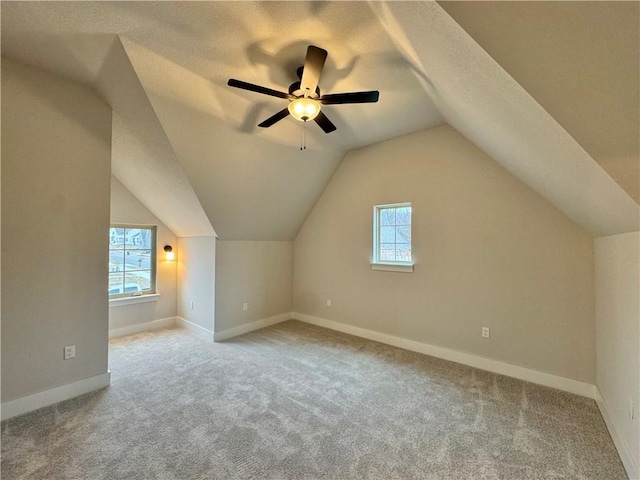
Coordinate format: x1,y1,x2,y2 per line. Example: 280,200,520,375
440,1,640,204
2,1,638,239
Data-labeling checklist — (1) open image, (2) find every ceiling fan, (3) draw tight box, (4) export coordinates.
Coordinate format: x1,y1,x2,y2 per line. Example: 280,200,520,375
228,45,379,134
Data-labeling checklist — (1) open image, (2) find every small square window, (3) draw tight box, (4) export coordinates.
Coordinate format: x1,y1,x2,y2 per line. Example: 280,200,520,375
373,203,412,268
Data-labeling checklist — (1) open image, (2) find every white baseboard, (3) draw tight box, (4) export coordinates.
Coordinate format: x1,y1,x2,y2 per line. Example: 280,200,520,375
596,388,639,480
214,313,292,342
108,317,176,339
292,312,596,399
1,371,111,421
176,316,215,342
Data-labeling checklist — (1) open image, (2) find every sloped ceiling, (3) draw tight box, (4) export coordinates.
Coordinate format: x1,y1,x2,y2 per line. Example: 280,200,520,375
1,1,443,240
2,1,638,239
370,1,638,236
104,39,216,238
439,1,640,204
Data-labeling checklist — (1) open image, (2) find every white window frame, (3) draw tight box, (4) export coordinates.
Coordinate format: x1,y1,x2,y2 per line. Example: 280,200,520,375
372,202,414,273
108,224,157,300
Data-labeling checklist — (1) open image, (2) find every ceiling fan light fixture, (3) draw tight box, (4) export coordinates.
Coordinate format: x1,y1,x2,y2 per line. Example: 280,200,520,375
288,98,320,122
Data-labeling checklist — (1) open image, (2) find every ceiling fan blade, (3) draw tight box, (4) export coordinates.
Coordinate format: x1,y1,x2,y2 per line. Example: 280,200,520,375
314,111,336,134
228,79,293,100
300,46,327,95
320,91,379,105
258,108,290,128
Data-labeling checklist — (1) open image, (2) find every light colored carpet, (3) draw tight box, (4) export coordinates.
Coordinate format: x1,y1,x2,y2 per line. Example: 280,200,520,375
1,320,627,479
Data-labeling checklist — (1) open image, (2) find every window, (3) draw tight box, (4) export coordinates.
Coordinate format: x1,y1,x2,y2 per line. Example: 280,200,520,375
372,203,413,272
108,225,156,298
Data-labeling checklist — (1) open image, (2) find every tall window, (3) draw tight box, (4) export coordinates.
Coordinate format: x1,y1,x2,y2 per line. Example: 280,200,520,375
373,203,412,264
108,225,156,298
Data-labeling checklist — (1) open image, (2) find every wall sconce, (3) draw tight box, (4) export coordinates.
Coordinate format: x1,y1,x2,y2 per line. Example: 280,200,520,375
164,245,175,261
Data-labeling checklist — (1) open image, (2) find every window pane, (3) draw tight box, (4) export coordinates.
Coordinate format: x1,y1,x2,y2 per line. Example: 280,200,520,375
396,226,411,243
123,229,149,249
380,226,395,243
139,271,152,291
120,276,142,294
380,209,396,226
109,250,124,273
124,229,134,248
124,250,152,271
140,229,153,250
396,207,411,225
380,245,395,261
109,228,125,249
396,244,411,262
128,270,151,291
108,272,125,295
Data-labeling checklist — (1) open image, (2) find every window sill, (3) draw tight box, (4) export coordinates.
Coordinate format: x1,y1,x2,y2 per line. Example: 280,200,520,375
109,294,159,308
371,263,414,273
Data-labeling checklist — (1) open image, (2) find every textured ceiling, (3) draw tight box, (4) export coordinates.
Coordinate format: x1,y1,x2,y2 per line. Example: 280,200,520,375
439,1,640,204
2,1,637,239
370,1,638,236
1,1,443,240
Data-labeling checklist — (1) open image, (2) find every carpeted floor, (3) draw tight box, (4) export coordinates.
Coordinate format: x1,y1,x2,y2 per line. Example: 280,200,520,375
1,320,627,479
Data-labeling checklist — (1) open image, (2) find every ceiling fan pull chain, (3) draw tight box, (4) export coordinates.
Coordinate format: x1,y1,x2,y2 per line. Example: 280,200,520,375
300,121,308,151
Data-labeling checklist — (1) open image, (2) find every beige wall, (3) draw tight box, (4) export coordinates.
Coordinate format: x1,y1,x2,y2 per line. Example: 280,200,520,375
294,125,595,382
177,236,215,332
109,176,177,330
215,241,292,333
1,59,112,402
595,232,640,476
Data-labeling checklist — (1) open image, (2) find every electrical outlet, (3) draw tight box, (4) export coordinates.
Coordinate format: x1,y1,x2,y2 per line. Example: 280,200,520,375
629,397,635,420
326,299,331,307
64,345,76,360
190,301,194,310
482,327,490,339
243,302,248,311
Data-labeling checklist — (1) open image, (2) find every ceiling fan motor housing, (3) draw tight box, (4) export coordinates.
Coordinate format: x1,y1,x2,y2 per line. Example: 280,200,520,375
288,80,321,99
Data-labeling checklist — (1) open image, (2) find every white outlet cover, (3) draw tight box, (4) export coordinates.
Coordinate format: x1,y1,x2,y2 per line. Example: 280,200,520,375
326,299,331,307
482,327,490,339
64,345,76,360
